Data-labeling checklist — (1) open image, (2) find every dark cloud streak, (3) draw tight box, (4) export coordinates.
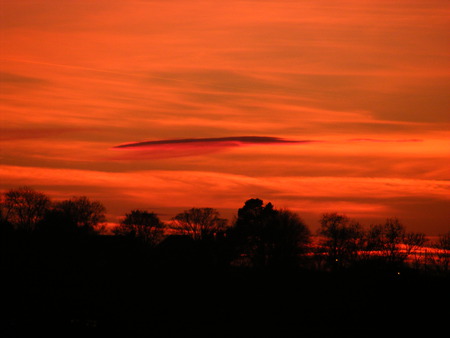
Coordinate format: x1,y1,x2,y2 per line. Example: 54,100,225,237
113,136,311,149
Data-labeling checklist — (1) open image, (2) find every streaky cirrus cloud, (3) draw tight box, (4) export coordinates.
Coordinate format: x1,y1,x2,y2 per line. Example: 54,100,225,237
1,164,449,233
348,138,423,143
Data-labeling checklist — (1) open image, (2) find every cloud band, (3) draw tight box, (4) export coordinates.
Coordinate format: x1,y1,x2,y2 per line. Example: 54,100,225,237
113,136,309,149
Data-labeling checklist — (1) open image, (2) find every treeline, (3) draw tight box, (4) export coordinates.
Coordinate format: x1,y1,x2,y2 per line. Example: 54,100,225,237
2,186,449,272
2,186,450,336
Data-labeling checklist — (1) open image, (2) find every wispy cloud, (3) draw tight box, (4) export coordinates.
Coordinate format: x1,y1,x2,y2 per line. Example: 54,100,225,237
2,165,449,232
0,72,47,85
0,127,90,141
348,138,423,143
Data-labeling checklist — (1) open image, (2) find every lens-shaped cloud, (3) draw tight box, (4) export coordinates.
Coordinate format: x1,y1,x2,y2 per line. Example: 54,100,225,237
112,136,314,159
113,136,309,149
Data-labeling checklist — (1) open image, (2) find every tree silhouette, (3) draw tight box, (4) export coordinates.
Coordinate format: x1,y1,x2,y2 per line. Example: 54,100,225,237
318,213,363,268
51,196,106,235
366,218,408,265
113,210,165,246
231,198,276,267
266,209,311,268
2,186,51,231
171,207,227,241
436,232,450,250
0,193,13,232
404,231,427,267
431,231,450,272
230,199,310,268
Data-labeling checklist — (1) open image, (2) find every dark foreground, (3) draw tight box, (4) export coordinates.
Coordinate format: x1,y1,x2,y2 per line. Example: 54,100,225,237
2,235,449,337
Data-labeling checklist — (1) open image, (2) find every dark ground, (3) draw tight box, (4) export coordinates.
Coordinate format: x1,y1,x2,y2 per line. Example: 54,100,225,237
2,234,449,337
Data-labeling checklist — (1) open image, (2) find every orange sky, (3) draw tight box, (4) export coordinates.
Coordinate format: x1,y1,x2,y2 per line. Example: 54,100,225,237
1,0,449,234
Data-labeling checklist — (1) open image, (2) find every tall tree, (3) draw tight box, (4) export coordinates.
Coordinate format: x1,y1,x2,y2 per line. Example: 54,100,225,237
2,186,51,231
114,210,165,246
231,199,310,268
172,208,227,240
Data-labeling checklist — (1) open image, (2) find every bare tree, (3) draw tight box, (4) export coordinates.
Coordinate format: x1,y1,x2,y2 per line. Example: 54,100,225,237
404,232,427,265
172,208,227,240
318,213,363,268
366,218,419,265
432,231,450,272
0,193,11,229
114,210,165,246
2,186,51,231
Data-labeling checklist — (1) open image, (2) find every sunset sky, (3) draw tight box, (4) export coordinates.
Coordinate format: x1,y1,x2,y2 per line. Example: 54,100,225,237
1,0,449,234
